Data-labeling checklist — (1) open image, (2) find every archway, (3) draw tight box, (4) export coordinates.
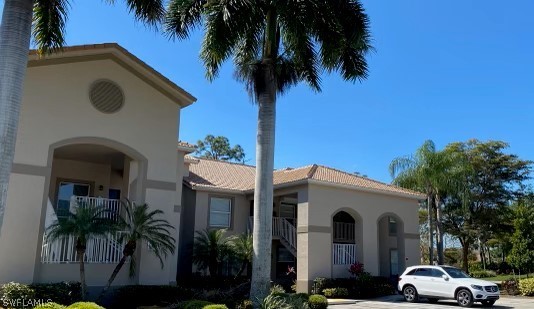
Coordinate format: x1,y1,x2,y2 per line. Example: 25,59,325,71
331,209,363,278
377,213,405,277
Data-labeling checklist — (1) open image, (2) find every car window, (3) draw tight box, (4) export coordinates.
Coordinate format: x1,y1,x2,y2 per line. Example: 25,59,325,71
414,268,432,277
431,269,446,277
442,267,470,278
405,269,417,275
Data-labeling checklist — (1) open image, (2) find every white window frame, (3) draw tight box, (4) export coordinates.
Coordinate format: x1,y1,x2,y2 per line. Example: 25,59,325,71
209,196,232,228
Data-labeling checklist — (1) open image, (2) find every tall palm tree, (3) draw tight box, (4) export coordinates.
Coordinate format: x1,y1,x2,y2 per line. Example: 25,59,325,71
165,0,372,299
46,205,117,299
230,233,254,278
390,140,452,265
192,228,231,277
0,0,165,238
100,200,175,297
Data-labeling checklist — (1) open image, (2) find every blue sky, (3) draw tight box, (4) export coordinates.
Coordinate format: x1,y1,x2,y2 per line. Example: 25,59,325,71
3,1,534,183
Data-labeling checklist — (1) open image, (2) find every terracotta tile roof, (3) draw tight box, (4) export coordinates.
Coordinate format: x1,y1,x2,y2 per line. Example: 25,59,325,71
178,141,196,149
184,158,424,199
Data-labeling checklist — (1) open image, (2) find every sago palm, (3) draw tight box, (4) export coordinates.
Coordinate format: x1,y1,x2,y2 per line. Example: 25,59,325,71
192,228,231,277
0,0,165,238
101,200,175,297
230,233,253,278
165,0,372,299
46,205,118,299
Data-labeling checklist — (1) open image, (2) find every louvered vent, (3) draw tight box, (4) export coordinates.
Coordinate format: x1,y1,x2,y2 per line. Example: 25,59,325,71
89,80,124,113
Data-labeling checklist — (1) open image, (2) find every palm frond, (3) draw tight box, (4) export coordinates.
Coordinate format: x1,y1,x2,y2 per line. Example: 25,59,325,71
32,0,70,54
165,0,207,39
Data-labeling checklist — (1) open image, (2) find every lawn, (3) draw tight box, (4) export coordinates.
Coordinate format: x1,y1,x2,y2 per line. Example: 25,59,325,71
484,273,534,281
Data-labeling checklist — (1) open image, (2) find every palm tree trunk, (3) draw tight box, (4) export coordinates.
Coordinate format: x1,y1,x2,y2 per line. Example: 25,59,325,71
78,249,87,300
427,195,434,264
435,194,444,265
250,8,278,304
100,254,129,299
462,241,469,273
0,0,33,237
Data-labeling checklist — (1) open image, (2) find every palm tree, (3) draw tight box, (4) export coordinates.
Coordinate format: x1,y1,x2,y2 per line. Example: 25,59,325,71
390,140,452,265
46,205,118,299
192,228,231,277
230,233,253,278
0,0,165,239
165,0,372,299
100,200,176,297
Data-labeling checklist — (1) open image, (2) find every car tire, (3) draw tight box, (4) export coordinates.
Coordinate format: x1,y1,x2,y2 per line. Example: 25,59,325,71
402,285,418,303
428,298,439,303
481,300,496,307
456,289,474,307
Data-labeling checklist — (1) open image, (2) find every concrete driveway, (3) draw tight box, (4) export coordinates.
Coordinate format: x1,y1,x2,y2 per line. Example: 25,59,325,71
330,295,533,309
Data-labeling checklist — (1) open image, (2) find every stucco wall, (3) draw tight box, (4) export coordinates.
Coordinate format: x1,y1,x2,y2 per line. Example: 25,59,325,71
0,58,184,286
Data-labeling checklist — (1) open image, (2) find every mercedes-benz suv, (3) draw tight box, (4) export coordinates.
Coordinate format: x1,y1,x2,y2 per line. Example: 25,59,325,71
398,265,499,307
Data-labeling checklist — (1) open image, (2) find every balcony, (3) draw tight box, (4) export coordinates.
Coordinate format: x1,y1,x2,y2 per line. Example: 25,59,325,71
248,216,296,255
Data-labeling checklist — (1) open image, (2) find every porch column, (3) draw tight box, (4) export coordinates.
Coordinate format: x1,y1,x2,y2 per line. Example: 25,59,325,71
362,217,380,275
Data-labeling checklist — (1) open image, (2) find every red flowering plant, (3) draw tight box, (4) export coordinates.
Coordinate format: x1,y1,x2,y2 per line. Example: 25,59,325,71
348,262,364,277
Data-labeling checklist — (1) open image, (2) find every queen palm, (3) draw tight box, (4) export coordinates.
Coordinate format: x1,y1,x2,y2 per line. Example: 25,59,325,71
46,205,118,299
100,200,175,297
165,0,372,299
0,0,165,238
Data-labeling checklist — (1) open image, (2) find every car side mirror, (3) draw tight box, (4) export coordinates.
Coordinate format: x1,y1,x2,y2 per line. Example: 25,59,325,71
442,275,449,281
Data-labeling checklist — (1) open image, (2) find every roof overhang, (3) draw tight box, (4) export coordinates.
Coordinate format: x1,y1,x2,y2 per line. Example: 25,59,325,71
28,43,197,107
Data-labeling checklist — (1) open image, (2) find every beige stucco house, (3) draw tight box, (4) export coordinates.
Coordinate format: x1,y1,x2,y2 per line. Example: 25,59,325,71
0,43,196,286
179,158,424,292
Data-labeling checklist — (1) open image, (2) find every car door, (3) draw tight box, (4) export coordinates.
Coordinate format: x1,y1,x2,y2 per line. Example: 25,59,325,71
428,268,454,298
412,268,433,296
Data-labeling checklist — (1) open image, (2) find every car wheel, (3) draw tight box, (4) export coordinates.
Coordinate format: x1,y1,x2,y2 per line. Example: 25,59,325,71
456,289,474,307
481,300,496,307
402,285,418,303
428,298,438,303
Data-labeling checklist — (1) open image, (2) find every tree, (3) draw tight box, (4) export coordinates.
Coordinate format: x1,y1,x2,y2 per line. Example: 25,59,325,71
229,233,254,278
442,140,531,272
100,200,176,298
192,228,231,277
196,135,246,162
46,206,117,299
508,195,534,273
165,1,372,300
0,0,166,239
390,140,453,265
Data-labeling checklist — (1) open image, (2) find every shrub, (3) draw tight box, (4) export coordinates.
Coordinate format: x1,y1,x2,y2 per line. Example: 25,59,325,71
66,302,105,309
501,279,520,295
31,282,82,305
322,288,348,298
236,299,253,309
270,284,286,295
0,282,36,309
519,278,534,296
308,295,327,309
183,300,213,309
257,294,291,309
311,278,327,295
348,262,364,277
110,285,192,309
34,303,67,309
469,270,496,278
203,305,228,309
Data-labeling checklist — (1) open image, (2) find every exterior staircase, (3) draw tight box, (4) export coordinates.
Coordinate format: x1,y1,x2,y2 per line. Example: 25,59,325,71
248,216,297,256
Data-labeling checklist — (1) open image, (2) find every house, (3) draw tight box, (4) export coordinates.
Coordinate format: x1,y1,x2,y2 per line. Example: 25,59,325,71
0,43,196,286
180,157,424,292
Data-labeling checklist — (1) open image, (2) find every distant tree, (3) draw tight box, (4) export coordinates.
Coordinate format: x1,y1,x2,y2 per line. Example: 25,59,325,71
508,195,534,273
442,140,531,272
196,135,246,163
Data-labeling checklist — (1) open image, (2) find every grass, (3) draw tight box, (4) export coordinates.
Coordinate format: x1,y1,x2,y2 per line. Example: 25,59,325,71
483,273,534,281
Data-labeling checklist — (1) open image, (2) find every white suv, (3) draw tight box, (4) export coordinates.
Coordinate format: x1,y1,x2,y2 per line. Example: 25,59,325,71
398,265,499,307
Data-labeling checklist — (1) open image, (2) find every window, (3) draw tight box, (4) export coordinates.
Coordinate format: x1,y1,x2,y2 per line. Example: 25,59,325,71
390,249,399,276
388,216,397,235
57,181,90,218
209,197,232,228
431,268,446,278
414,268,432,277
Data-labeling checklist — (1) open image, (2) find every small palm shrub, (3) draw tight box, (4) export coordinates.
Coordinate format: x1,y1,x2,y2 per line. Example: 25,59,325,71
66,302,105,309
308,295,328,309
519,278,534,296
0,282,36,309
34,303,67,309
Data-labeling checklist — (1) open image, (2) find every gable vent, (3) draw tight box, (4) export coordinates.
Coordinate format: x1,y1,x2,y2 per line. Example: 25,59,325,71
89,80,124,114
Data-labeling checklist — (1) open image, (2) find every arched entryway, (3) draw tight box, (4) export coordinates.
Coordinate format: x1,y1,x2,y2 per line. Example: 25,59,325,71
331,209,363,278
377,213,405,277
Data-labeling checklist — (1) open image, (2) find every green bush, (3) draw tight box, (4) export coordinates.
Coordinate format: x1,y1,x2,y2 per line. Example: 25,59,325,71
110,285,192,309
203,305,228,309
519,278,534,296
34,303,67,309
469,270,496,278
66,302,105,309
308,294,328,309
322,288,348,298
257,295,292,309
31,282,82,305
183,300,213,309
236,299,253,309
270,284,286,295
0,282,36,309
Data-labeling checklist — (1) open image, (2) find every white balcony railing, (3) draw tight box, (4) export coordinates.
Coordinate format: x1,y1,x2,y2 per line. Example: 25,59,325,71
248,216,297,252
70,196,121,221
41,231,128,264
332,243,356,265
